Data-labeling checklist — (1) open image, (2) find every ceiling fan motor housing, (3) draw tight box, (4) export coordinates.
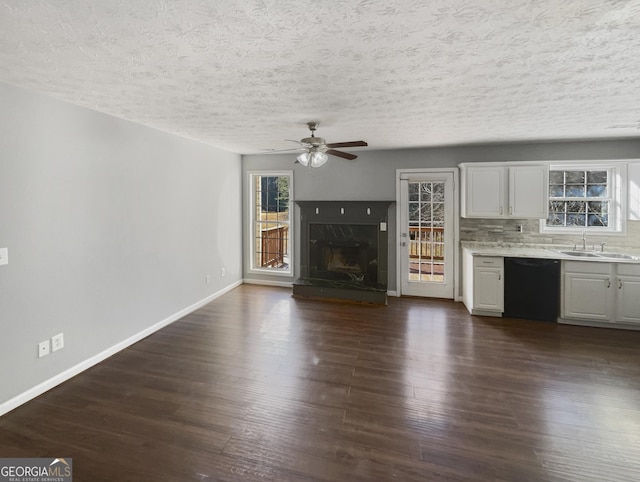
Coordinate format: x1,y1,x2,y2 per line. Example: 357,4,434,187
301,136,326,148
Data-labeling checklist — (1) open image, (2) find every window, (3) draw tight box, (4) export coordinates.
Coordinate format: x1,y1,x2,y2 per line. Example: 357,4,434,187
541,163,626,234
249,171,292,274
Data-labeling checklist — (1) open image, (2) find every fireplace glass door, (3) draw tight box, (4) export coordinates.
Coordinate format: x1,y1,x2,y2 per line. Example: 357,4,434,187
308,224,379,285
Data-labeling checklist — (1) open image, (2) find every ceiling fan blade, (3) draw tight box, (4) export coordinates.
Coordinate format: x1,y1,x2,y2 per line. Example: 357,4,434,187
326,141,368,148
263,147,307,153
326,149,357,160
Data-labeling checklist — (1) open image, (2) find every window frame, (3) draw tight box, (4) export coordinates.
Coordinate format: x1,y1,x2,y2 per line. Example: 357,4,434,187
247,170,294,276
539,161,627,236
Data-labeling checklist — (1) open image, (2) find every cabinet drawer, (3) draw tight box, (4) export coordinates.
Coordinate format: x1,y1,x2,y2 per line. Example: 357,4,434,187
563,260,612,275
473,256,503,268
617,263,640,276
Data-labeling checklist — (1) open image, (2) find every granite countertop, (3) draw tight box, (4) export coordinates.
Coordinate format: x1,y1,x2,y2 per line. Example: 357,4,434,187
461,241,640,263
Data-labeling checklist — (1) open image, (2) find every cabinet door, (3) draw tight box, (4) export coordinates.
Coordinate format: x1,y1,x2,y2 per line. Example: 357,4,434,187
563,273,612,321
509,165,549,219
463,166,504,218
474,267,504,311
616,276,640,324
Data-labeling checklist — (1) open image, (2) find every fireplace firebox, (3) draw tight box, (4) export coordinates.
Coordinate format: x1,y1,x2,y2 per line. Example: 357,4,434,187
293,201,392,304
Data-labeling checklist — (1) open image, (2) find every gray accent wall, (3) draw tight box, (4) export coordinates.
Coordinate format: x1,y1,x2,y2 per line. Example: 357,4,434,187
243,139,640,290
0,83,242,409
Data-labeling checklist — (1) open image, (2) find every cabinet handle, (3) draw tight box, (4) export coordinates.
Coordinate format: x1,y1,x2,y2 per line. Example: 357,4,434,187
509,206,513,216
606,278,611,288
619,279,623,289
500,206,503,215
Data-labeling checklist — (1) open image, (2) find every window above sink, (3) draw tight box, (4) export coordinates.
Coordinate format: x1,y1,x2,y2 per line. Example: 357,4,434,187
540,161,627,236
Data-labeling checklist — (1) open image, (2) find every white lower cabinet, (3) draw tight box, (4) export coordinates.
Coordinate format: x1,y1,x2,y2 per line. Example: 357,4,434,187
462,249,503,315
616,264,640,323
562,261,640,326
474,260,504,312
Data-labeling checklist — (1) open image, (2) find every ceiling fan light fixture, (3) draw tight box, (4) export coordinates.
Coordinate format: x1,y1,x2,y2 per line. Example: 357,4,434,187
310,151,328,167
296,152,310,166
297,151,328,168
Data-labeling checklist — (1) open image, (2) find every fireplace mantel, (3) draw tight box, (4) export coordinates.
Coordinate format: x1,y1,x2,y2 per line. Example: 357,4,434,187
293,201,393,304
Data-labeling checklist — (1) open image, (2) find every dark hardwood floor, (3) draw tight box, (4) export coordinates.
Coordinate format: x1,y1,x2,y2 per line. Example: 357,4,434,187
2,284,640,481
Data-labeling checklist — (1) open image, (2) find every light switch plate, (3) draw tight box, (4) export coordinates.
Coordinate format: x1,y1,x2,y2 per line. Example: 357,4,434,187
0,248,7,266
380,222,387,232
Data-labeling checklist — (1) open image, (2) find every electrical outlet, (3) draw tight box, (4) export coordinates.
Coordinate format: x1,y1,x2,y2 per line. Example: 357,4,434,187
38,340,50,358
516,224,524,233
221,267,226,277
52,333,64,352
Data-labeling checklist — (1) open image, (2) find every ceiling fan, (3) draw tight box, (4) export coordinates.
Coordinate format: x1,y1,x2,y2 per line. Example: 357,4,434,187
272,122,368,167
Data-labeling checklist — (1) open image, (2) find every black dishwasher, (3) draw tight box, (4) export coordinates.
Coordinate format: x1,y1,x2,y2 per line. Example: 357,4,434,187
504,257,561,322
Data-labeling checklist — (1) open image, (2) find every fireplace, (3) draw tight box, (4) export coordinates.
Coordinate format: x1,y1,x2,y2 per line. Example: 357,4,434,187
309,223,378,282
293,201,392,304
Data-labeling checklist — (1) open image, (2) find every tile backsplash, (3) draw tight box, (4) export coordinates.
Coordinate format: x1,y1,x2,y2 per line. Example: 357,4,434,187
460,218,640,250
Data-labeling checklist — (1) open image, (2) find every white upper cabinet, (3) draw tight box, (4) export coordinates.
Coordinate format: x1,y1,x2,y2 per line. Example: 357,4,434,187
461,165,505,217
460,163,549,219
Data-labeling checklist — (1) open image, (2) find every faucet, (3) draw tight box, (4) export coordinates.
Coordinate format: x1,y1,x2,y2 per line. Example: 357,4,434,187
581,230,587,251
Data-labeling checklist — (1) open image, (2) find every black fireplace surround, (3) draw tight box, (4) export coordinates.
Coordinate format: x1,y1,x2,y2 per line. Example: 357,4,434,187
293,201,392,304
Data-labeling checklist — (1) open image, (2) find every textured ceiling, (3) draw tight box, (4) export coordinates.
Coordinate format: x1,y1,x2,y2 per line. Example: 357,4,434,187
1,0,640,154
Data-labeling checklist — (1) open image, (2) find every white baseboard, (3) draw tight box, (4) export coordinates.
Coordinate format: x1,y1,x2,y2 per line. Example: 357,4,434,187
558,318,640,331
387,290,398,297
243,278,293,288
0,279,243,417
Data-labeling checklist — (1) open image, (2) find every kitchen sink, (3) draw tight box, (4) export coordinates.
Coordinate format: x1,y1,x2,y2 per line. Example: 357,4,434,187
557,250,638,260
599,253,638,260
558,251,601,258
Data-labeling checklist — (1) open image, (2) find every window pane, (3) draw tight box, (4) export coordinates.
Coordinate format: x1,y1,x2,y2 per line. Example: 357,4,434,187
432,183,445,202
567,201,586,213
586,184,607,197
549,185,565,197
409,203,419,221
567,213,586,226
587,201,608,214
549,171,564,183
588,214,608,226
420,204,431,221
565,171,585,184
549,201,565,213
432,203,444,223
587,171,607,183
566,184,585,197
409,183,419,201
547,212,565,226
420,183,432,202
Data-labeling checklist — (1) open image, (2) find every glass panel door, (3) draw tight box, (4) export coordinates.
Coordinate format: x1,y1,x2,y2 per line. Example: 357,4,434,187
400,172,454,298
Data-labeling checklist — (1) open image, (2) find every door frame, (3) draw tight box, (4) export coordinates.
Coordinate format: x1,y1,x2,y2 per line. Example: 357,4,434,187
395,168,460,300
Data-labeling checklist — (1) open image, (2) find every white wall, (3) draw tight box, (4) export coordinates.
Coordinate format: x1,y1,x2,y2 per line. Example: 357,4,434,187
0,83,242,413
